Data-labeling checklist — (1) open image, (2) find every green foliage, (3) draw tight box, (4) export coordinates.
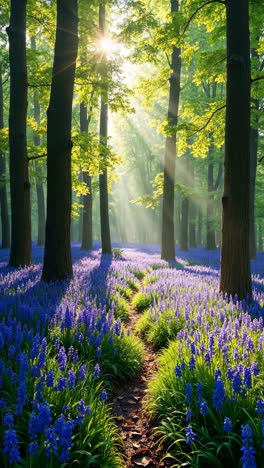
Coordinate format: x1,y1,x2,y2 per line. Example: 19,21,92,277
137,308,185,349
132,291,156,311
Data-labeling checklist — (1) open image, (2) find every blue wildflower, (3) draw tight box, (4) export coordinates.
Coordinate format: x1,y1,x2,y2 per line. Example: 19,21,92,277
78,364,86,382
46,369,55,388
185,425,195,445
175,364,182,377
3,429,21,465
92,363,100,378
240,424,256,468
67,370,76,390
100,389,108,401
185,408,192,422
28,441,40,456
200,400,209,416
44,427,58,457
256,398,264,415
223,417,232,433
212,377,225,412
57,347,67,371
185,383,192,405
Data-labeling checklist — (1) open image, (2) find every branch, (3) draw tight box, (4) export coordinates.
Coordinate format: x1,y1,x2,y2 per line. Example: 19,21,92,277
27,82,51,88
187,104,226,137
251,76,264,84
181,0,226,38
165,52,171,68
259,155,264,163
28,153,47,162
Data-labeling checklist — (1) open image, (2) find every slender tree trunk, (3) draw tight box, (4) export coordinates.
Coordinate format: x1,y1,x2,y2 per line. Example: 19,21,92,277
80,102,93,250
220,0,251,299
31,37,45,246
7,0,31,265
207,147,216,250
180,197,189,250
161,0,181,260
0,62,10,248
189,202,196,248
197,209,202,246
258,221,263,252
42,0,78,281
99,4,111,254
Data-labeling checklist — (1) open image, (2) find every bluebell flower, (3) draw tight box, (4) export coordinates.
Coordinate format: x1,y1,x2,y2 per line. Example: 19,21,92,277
223,417,232,433
92,363,100,378
57,347,67,371
67,370,76,390
243,367,252,390
73,350,79,364
4,412,14,429
175,364,182,377
185,425,195,445
44,427,58,457
189,355,196,371
256,398,264,415
185,408,192,422
240,424,256,468
200,400,209,416
185,383,192,405
57,376,67,392
46,369,55,388
28,440,40,456
196,382,203,405
3,429,21,465
212,377,225,412
101,389,108,401
78,364,86,382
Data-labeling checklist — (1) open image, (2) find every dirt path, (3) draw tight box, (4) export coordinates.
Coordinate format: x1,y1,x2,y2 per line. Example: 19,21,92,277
112,285,170,467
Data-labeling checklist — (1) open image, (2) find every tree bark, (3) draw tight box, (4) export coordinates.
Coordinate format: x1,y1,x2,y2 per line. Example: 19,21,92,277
207,146,216,250
80,102,93,250
42,0,78,281
31,37,45,246
0,61,10,248
161,0,181,260
180,197,189,250
7,0,31,265
249,46,260,259
99,3,111,254
220,0,252,299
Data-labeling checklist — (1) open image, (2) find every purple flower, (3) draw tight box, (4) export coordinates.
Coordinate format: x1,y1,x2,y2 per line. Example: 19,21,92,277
57,347,67,371
200,400,209,416
223,417,232,433
185,408,192,422
185,383,192,405
256,398,264,415
67,370,76,390
44,427,58,457
3,429,21,465
92,363,100,378
175,364,182,377
240,424,256,468
28,441,40,456
212,377,225,412
4,412,14,429
185,425,195,445
46,369,55,388
57,376,67,392
100,389,108,401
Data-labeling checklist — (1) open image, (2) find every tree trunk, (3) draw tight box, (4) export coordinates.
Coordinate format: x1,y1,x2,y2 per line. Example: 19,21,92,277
99,4,111,254
42,0,78,281
0,61,10,248
180,197,189,250
249,46,260,259
207,147,216,250
220,0,251,299
7,0,31,265
161,0,181,260
80,102,93,250
197,209,202,246
31,37,45,246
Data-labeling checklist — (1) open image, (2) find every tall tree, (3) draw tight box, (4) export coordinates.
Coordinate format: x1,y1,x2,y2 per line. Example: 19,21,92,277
80,101,93,250
220,0,252,299
0,60,10,248
7,0,31,265
161,0,181,260
31,37,45,246
42,0,78,281
99,3,112,254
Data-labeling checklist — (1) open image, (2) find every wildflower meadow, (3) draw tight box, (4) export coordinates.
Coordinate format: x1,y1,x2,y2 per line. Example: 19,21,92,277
0,244,264,467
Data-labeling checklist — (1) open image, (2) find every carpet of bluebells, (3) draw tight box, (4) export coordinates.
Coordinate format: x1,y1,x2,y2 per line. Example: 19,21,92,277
0,243,264,467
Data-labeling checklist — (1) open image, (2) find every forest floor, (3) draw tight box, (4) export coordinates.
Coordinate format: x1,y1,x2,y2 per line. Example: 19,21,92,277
111,284,170,468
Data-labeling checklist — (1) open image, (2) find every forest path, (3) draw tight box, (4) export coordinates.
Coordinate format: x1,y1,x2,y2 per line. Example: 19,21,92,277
111,280,170,468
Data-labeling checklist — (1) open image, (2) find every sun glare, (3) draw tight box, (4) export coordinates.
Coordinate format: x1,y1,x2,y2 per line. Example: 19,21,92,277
98,37,116,55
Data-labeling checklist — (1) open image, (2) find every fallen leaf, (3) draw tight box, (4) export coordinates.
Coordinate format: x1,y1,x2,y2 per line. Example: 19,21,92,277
128,399,137,405
123,419,134,426
132,455,153,466
146,355,155,362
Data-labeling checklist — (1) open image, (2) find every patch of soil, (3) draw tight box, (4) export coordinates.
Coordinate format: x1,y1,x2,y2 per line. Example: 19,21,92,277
111,306,172,467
